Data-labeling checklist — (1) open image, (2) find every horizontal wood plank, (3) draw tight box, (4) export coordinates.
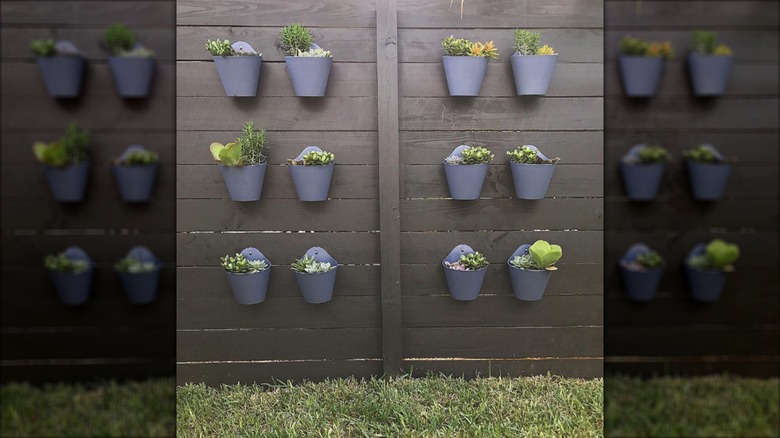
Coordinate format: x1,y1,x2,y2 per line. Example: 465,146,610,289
604,30,779,62
605,294,779,326
1,328,174,360
605,1,780,28
604,199,778,230
406,358,603,379
2,199,175,230
176,0,376,27
177,360,381,386
605,326,780,356
2,361,175,384
0,1,176,26
1,235,175,266
176,199,379,232
177,328,381,361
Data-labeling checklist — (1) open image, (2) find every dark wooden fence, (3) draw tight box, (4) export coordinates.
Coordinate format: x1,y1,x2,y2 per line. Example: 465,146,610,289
0,0,176,383
177,0,604,385
604,0,779,377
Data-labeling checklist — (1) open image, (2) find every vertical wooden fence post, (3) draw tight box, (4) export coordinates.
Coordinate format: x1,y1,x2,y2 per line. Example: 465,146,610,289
377,0,403,375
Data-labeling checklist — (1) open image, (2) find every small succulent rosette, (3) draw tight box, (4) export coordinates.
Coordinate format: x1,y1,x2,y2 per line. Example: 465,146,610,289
443,145,491,200
223,247,272,305
507,241,561,301
442,244,488,301
292,247,338,304
287,145,335,201
619,243,664,302
507,145,558,200
116,245,161,305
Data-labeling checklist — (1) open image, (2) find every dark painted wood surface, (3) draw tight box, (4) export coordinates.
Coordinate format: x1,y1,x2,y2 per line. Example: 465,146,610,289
0,0,175,383
603,0,779,377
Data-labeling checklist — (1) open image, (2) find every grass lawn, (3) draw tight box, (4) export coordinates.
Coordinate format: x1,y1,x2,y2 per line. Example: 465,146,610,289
177,374,604,437
605,375,780,437
0,378,175,437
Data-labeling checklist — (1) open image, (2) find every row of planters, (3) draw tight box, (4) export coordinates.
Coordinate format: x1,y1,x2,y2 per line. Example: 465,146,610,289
221,240,563,305
620,143,733,201
619,239,740,303
619,30,734,97
206,26,560,97
31,24,156,99
33,123,161,203
210,126,562,202
43,246,162,306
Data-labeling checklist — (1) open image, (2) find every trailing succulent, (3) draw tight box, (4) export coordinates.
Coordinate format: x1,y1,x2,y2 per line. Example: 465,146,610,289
44,252,89,274
620,36,674,59
622,250,665,271
513,30,557,56
289,150,335,166
115,256,158,273
509,240,563,271
446,146,493,165
32,122,89,167
687,239,740,272
209,121,267,166
691,30,732,56
507,145,560,164
104,24,153,57
117,150,159,166
291,255,335,274
445,252,488,271
683,145,722,163
29,39,56,57
441,36,499,60
221,253,269,274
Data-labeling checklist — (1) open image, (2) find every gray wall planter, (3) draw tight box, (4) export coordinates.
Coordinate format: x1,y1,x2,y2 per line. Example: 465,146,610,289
49,246,93,306
443,145,489,200
112,145,158,203
510,54,557,95
443,244,487,301
285,48,331,97
212,42,262,97
619,244,664,302
618,55,665,97
288,146,334,201
685,146,731,201
509,146,556,199
619,145,665,201
684,244,728,302
507,244,552,301
688,53,733,96
442,56,488,96
44,162,90,203
117,246,161,305
225,247,272,305
294,247,338,304
108,57,155,98
220,163,267,202
36,56,86,98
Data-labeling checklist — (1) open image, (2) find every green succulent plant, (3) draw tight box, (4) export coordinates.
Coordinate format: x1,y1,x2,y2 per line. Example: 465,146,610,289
289,150,335,166
33,122,89,167
683,145,721,163
459,252,488,270
104,24,136,55
459,146,494,165
209,121,267,166
30,39,56,57
620,36,674,59
514,30,540,55
280,24,314,56
691,30,733,55
636,251,665,269
688,239,740,272
511,240,562,271
291,255,335,274
115,256,158,273
507,145,560,164
441,36,499,59
221,253,269,274
118,150,159,166
44,252,89,273
205,39,235,56
637,145,669,164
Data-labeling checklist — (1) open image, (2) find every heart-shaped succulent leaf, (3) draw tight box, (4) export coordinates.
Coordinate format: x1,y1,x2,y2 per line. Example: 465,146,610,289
209,141,243,166
529,240,562,269
706,239,739,268
33,141,69,167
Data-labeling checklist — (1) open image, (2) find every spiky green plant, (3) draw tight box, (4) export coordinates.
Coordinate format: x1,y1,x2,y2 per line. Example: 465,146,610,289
32,122,89,167
220,253,268,274
280,24,314,56
236,121,267,165
29,39,56,57
691,30,717,54
291,255,335,274
514,30,540,55
44,252,89,273
104,24,136,55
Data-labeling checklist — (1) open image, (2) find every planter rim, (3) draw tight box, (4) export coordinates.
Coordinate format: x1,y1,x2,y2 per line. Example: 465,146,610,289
288,163,335,168
442,162,489,166
225,269,269,276
511,53,558,58
219,162,267,168
117,267,161,274
509,162,555,167
506,264,550,272
684,264,729,274
44,161,90,169
38,54,85,59
686,160,729,167
442,263,488,272
49,268,93,276
619,54,666,60
618,264,663,274
293,268,338,276
688,53,734,58
109,55,156,61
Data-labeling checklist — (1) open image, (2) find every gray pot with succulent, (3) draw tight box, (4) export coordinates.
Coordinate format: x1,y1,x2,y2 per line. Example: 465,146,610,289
112,145,159,203
209,121,268,201
619,144,669,201
115,245,161,305
618,36,673,97
222,247,272,305
688,31,734,97
510,30,558,95
508,240,562,301
507,145,559,199
45,246,94,306
685,239,739,302
443,145,493,200
287,146,335,201
280,24,332,97
441,36,499,96
292,247,338,304
32,123,91,203
443,244,489,301
683,144,732,201
206,39,262,97
619,244,665,302
30,39,85,98
103,24,156,98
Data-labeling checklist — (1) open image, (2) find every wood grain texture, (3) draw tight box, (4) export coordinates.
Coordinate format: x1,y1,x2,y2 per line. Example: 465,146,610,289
1,1,176,26
400,97,603,131
177,360,382,386
605,1,779,28
176,0,377,27
177,328,382,361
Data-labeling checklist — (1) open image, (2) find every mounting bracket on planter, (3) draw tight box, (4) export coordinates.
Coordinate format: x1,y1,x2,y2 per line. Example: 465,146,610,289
442,243,476,265
240,247,272,266
303,246,337,265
